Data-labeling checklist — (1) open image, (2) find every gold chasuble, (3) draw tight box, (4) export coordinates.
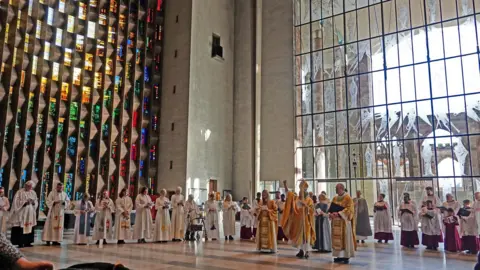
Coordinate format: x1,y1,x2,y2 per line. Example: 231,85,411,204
330,193,356,258
256,199,278,252
281,191,316,248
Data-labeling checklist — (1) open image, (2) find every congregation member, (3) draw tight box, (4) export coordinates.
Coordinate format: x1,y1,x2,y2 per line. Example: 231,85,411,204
423,187,441,207
240,197,253,240
373,194,393,244
73,194,94,245
313,192,331,253
223,194,239,240
255,190,278,253
443,208,461,252
354,190,372,243
92,190,115,245
42,182,70,246
133,187,154,243
114,188,133,244
277,193,288,241
205,192,219,241
170,186,185,241
0,187,10,233
329,183,356,264
154,189,171,243
251,192,261,237
9,181,38,248
459,199,479,254
184,194,199,241
419,200,442,250
281,180,315,259
398,193,419,248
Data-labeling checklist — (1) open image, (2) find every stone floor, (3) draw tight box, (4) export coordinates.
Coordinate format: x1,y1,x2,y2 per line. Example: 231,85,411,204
17,227,476,270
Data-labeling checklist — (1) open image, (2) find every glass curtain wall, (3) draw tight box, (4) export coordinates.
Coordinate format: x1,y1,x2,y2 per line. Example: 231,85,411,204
294,0,480,219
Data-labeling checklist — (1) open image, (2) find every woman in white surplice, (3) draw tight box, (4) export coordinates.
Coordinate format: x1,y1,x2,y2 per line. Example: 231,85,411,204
92,190,115,245
9,181,38,248
154,189,171,242
73,194,95,245
170,186,185,241
223,194,239,240
205,193,219,241
133,187,154,243
115,188,133,244
0,187,10,234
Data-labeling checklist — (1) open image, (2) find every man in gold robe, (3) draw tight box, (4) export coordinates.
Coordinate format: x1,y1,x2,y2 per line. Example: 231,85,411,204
328,183,356,264
255,190,278,253
281,180,316,258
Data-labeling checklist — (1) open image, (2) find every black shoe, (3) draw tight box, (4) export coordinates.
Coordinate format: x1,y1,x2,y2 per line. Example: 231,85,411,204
333,257,341,263
46,242,51,246
212,238,217,241
377,240,382,243
342,258,350,264
225,236,228,240
361,240,365,243
118,240,125,244
296,250,304,258
103,239,108,245
356,240,359,243
385,240,388,244
52,242,61,246
229,236,234,240
96,240,100,245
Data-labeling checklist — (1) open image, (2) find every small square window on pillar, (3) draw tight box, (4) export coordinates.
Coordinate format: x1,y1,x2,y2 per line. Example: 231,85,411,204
212,34,223,58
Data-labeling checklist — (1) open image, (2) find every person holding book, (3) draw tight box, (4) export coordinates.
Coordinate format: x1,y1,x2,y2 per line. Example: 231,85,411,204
419,200,443,250
240,197,254,240
459,199,479,254
328,183,356,264
255,190,278,253
398,193,419,248
205,192,219,241
313,193,331,253
373,194,393,244
443,208,461,252
281,180,316,259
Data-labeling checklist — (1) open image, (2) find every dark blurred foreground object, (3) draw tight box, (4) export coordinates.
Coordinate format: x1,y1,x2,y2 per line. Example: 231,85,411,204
475,252,480,270
0,233,53,270
61,263,129,270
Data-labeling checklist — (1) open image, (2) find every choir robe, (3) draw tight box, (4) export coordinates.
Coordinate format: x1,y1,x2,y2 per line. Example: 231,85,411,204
73,200,94,244
419,207,443,248
459,207,479,253
313,201,331,251
92,198,115,241
398,201,419,247
223,201,239,237
42,190,70,242
133,194,153,240
442,200,461,233
329,193,356,259
443,216,461,252
240,204,253,240
276,199,288,241
473,200,480,236
0,196,10,234
373,201,394,241
170,194,185,240
423,194,442,207
251,199,260,235
9,188,38,246
114,196,133,241
281,191,316,251
354,197,372,240
255,199,278,253
205,199,219,240
154,196,171,242
184,199,199,233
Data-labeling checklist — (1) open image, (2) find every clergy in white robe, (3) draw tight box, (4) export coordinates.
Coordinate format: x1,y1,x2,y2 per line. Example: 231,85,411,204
114,188,133,244
42,182,70,245
277,194,288,241
92,190,115,244
0,187,10,234
398,193,419,248
419,200,443,250
373,194,393,244
184,194,199,241
9,181,38,248
205,193,219,240
251,192,261,237
222,194,239,240
459,199,479,254
240,197,253,240
154,189,171,242
170,186,185,241
73,194,94,245
133,187,154,243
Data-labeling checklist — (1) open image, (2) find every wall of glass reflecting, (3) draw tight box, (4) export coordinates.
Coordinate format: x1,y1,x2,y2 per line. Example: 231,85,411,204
294,0,480,219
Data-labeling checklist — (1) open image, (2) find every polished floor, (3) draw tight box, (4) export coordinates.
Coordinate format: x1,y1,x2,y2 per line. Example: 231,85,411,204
16,227,476,270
